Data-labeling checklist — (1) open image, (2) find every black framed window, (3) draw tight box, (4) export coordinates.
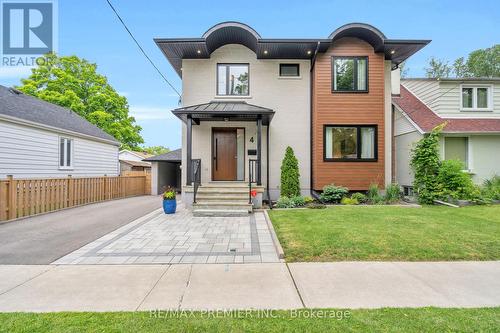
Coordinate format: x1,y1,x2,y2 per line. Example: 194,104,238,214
217,64,249,96
279,64,300,77
324,125,377,161
332,56,368,92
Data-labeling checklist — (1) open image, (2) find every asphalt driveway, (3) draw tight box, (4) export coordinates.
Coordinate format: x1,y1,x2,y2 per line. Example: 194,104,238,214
0,196,161,264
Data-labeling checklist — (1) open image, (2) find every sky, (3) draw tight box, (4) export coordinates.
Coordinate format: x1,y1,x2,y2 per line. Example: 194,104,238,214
0,0,499,150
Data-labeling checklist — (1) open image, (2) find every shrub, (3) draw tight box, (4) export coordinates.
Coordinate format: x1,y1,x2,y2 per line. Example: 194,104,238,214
290,196,306,207
319,184,349,203
482,175,500,200
384,183,401,203
410,124,445,204
303,196,315,204
280,146,300,198
275,196,295,208
367,183,383,204
307,203,327,209
437,159,475,200
351,192,367,203
341,197,359,205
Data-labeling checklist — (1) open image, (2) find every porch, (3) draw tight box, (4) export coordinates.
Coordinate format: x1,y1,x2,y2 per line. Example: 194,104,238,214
172,101,274,216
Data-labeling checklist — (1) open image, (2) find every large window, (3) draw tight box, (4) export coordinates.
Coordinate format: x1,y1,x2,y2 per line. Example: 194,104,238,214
324,125,377,161
217,64,249,96
332,57,368,92
59,137,73,169
461,85,492,110
444,137,468,169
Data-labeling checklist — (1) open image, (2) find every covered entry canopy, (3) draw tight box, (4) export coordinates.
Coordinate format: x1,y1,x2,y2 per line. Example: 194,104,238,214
172,101,274,125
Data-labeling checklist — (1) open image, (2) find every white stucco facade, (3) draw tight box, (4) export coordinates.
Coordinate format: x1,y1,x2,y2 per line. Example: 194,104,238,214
180,44,311,200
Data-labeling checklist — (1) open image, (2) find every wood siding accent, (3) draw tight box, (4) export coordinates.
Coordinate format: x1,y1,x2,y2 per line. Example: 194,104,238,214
312,37,386,190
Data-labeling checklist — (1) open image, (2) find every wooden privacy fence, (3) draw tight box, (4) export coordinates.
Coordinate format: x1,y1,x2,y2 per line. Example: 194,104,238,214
0,174,151,222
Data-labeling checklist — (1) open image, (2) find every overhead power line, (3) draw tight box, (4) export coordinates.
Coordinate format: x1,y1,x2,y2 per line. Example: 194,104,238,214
105,0,181,97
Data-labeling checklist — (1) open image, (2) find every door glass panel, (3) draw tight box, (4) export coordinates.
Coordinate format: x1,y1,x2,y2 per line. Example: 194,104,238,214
236,128,244,181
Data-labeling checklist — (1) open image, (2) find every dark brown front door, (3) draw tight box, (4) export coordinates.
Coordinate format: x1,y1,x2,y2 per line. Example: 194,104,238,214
212,128,237,181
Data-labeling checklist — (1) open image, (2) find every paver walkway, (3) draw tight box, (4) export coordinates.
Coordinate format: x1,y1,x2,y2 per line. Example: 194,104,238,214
53,204,280,265
0,261,498,312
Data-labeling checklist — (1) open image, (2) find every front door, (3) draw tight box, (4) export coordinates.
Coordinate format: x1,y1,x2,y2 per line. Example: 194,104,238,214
212,128,237,181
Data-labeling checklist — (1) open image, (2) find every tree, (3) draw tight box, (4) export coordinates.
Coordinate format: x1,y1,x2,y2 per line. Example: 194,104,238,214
141,146,170,155
425,57,452,78
410,123,446,204
466,45,500,77
424,45,499,78
399,62,410,78
16,53,144,149
280,146,300,198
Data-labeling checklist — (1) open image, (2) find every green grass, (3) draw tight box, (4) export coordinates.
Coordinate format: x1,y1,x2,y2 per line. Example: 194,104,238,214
0,308,499,332
269,205,500,261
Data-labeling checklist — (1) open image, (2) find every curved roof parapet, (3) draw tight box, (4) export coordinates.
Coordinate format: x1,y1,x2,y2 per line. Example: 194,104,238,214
328,23,387,51
202,21,261,53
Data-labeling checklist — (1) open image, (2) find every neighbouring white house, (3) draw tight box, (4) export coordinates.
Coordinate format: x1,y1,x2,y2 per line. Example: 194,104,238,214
392,78,500,194
0,85,121,179
118,150,153,173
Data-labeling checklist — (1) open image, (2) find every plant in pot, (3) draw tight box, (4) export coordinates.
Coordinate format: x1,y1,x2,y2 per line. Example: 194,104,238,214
162,186,177,214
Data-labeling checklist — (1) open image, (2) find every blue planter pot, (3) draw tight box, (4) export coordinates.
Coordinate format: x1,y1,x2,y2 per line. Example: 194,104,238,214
163,199,176,214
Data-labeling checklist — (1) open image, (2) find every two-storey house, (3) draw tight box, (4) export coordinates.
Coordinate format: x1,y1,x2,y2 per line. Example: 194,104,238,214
156,22,429,215
393,78,500,194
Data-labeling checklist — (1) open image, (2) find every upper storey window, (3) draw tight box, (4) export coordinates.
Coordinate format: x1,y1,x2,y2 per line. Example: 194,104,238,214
332,56,368,92
461,85,492,111
217,64,249,96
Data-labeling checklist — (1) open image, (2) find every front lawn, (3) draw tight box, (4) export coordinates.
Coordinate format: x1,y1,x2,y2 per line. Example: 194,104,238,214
0,308,499,332
269,205,500,261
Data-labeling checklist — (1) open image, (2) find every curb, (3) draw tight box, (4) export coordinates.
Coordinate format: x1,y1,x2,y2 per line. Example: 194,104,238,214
263,210,285,260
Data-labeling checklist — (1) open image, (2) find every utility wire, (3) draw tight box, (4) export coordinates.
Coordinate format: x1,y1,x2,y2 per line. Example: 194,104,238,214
105,0,181,97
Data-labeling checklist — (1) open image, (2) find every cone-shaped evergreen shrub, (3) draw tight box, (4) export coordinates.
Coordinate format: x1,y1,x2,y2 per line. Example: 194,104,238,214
280,146,300,197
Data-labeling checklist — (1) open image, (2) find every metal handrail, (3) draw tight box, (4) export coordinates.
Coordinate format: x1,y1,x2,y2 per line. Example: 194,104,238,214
248,159,258,204
192,159,201,203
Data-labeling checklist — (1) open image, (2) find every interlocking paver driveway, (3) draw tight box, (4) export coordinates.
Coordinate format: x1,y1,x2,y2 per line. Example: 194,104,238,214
53,204,280,264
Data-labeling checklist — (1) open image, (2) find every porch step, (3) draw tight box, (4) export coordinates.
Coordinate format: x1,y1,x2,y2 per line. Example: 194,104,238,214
193,202,252,211
196,193,248,201
193,209,250,217
192,184,253,217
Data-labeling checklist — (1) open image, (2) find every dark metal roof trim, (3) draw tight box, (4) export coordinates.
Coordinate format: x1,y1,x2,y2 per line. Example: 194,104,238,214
155,21,431,76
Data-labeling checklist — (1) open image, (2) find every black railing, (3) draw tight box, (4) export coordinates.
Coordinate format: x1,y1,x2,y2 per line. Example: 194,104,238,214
192,159,201,203
248,159,258,204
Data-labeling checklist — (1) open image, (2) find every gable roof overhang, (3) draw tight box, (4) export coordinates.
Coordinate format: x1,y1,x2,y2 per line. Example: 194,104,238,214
171,101,274,125
392,85,500,133
155,21,430,76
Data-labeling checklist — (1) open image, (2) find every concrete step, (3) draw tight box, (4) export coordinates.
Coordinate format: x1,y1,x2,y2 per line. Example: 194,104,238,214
198,186,249,193
193,202,252,211
196,193,249,201
193,209,250,217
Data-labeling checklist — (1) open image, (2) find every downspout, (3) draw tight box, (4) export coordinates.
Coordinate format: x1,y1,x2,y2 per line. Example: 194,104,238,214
309,41,321,198
266,124,271,208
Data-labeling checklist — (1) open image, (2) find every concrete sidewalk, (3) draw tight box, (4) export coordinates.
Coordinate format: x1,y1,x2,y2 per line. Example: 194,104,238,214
0,261,498,312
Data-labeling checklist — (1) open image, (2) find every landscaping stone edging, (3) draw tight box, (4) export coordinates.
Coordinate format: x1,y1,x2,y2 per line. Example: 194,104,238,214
263,210,285,260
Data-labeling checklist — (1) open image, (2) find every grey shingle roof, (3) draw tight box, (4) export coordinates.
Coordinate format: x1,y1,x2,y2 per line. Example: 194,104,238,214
143,148,181,162
0,85,120,144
